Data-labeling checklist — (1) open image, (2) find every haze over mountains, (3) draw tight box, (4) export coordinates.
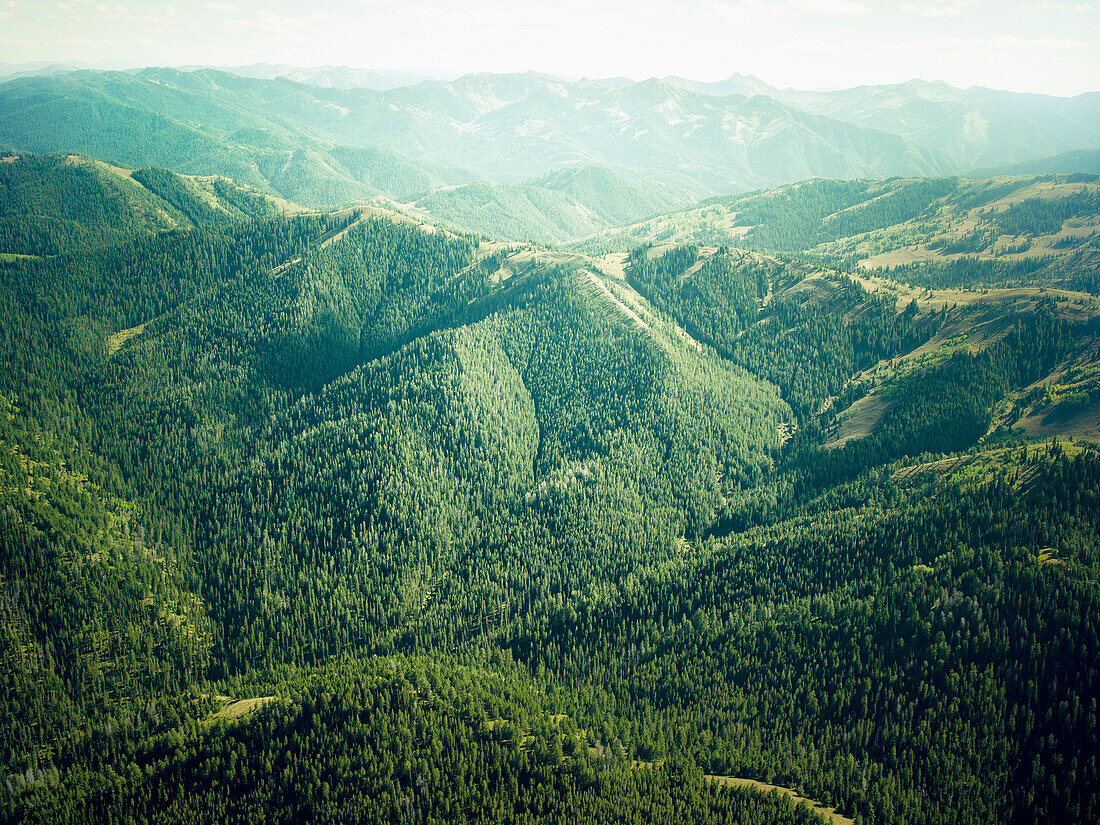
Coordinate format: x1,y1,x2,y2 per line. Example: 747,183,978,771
0,65,1096,231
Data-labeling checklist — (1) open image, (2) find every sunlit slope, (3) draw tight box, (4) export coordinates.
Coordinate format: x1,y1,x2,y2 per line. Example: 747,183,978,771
1,164,790,672
155,239,792,668
577,174,1100,290
616,243,1099,466
3,154,1099,825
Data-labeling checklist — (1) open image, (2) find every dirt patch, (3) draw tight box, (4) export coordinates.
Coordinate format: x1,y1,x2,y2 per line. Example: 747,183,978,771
89,159,137,181
705,775,855,825
1014,398,1100,443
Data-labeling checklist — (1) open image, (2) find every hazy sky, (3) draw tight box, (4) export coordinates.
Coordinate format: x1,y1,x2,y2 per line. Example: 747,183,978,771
2,0,1097,95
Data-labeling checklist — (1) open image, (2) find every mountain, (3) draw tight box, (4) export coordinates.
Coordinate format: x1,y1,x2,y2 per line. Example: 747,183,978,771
660,72,780,98
0,153,294,255
3,155,1100,824
185,63,456,90
644,75,1100,171
0,70,478,207
0,60,137,80
976,148,1100,177
314,71,956,191
4,68,1094,198
0,68,956,204
762,80,1100,170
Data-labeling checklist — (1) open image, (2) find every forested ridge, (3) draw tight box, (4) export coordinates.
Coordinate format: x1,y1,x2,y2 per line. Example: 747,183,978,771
576,174,1100,293
1,154,1098,824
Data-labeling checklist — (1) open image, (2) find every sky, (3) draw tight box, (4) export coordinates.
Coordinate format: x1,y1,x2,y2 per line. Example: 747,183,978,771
1,0,1097,95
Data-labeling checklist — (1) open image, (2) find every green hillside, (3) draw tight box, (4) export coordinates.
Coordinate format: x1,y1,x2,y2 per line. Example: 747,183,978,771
0,154,294,256
2,157,1099,825
0,72,477,207
576,174,1100,291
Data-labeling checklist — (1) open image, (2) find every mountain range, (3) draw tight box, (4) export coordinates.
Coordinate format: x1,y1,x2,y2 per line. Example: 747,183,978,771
1,66,1096,221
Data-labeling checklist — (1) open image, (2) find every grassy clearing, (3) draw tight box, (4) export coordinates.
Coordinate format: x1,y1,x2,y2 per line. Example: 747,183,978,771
891,441,1096,487
106,323,147,356
822,394,894,449
209,696,277,722
705,775,855,825
822,286,1099,446
1014,397,1100,443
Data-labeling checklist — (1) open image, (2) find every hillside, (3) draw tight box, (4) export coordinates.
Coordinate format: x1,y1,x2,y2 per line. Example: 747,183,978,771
0,153,296,255
0,71,479,206
1,157,1099,825
976,148,1100,177
576,174,1100,291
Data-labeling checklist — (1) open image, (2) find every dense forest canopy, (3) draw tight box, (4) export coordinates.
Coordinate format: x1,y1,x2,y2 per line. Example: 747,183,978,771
1,149,1098,825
